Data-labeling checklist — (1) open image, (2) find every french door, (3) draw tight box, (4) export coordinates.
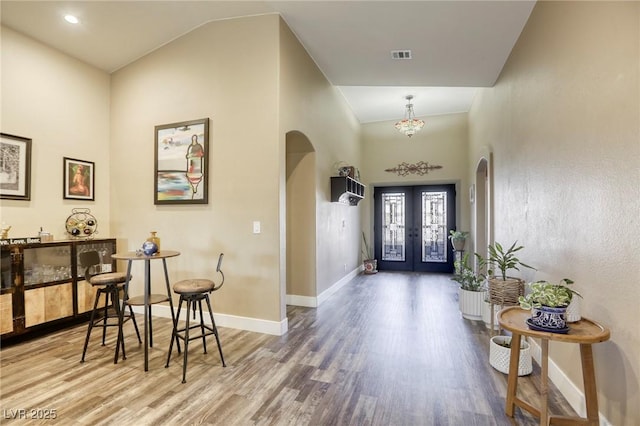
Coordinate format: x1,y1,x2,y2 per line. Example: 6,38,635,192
373,184,456,273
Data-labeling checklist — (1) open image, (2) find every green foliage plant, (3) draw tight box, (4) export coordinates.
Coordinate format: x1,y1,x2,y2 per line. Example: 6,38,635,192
518,278,582,309
476,241,535,281
451,252,485,292
449,230,469,241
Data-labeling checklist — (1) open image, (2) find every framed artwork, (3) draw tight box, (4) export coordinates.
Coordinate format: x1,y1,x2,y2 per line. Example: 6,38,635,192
0,133,32,200
154,118,209,205
63,157,95,201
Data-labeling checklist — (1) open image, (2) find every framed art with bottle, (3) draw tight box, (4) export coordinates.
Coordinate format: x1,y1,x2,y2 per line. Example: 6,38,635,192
154,118,209,205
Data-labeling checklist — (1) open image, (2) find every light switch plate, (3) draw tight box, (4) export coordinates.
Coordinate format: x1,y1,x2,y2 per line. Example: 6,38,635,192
253,221,261,234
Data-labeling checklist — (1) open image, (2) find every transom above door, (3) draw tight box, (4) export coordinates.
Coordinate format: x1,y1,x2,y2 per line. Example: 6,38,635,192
373,184,456,273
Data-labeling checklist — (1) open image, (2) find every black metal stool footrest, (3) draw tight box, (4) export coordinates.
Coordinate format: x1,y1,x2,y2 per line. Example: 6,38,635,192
174,324,217,346
165,294,225,383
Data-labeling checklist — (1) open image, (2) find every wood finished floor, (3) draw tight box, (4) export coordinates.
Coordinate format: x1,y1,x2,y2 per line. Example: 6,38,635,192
0,272,577,425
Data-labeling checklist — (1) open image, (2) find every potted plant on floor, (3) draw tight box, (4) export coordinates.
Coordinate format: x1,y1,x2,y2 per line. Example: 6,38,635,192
519,278,582,333
449,230,469,252
489,334,532,376
478,241,536,375
362,231,377,274
451,252,486,320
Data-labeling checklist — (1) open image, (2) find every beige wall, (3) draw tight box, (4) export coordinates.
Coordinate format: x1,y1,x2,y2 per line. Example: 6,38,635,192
468,2,639,424
2,14,364,332
361,113,471,244
279,19,362,298
1,27,111,238
110,15,282,323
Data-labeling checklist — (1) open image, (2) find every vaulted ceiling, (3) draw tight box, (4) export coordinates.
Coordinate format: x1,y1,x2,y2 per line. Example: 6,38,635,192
1,1,536,123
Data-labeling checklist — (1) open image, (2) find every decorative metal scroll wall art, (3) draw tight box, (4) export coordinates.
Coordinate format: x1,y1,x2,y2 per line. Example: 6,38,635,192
384,161,442,177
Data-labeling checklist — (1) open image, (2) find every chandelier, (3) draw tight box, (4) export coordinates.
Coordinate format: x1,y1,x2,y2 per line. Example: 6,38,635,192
394,95,425,137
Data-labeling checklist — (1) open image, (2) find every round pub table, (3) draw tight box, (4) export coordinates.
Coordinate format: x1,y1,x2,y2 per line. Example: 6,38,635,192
498,306,610,426
112,250,180,371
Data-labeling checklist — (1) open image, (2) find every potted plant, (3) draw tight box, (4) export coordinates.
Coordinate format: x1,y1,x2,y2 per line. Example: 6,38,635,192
449,230,469,251
479,241,535,281
518,278,582,332
476,241,535,302
565,280,582,322
476,241,535,332
362,231,377,274
451,253,486,320
489,335,532,376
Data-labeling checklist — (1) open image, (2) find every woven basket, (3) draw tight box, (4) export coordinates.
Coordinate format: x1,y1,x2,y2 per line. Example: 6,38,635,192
488,278,524,306
490,336,532,376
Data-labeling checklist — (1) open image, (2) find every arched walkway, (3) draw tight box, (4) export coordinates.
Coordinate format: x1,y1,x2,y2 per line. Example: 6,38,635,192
285,131,317,309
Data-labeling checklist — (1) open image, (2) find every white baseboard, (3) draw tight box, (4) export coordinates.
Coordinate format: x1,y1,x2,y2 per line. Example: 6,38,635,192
286,294,317,308
527,338,612,426
130,304,288,336
317,266,361,306
131,264,361,337
285,266,361,308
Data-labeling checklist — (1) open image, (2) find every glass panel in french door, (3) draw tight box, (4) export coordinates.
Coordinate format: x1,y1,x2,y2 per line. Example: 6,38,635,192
381,192,406,262
421,191,447,263
374,184,456,273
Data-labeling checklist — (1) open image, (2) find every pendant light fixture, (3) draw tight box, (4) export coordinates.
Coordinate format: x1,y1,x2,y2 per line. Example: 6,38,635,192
394,95,425,138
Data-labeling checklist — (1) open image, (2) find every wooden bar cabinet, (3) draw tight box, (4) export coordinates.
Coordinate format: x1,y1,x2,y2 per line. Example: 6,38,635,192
0,238,117,341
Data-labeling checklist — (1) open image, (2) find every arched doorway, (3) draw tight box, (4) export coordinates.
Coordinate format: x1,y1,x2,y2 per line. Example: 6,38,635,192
474,154,491,261
285,131,316,307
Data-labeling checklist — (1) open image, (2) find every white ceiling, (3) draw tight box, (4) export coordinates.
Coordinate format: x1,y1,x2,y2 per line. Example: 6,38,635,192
0,1,536,123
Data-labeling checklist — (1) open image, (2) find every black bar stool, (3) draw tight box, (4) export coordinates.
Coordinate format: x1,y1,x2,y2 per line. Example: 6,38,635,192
166,253,226,383
80,250,141,364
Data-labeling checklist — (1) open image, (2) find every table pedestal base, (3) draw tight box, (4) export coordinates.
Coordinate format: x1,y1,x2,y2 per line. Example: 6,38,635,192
113,250,181,372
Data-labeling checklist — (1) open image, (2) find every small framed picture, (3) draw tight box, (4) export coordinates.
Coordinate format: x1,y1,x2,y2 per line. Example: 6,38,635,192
154,118,209,205
0,133,32,200
63,157,95,201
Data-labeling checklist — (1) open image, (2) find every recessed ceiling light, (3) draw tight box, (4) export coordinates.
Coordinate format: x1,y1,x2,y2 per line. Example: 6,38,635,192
64,15,79,24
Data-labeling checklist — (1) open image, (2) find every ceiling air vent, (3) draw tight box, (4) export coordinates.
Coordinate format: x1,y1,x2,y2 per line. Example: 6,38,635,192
391,50,412,60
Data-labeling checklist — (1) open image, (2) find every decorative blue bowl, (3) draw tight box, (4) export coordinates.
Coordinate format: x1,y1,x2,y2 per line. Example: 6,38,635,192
142,241,158,256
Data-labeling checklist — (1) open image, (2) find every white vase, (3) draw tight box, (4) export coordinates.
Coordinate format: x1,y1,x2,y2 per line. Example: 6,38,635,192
490,335,532,376
452,239,466,251
458,288,485,321
566,296,581,322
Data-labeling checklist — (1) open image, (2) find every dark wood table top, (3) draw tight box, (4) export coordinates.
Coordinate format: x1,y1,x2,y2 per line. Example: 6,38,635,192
112,250,180,261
